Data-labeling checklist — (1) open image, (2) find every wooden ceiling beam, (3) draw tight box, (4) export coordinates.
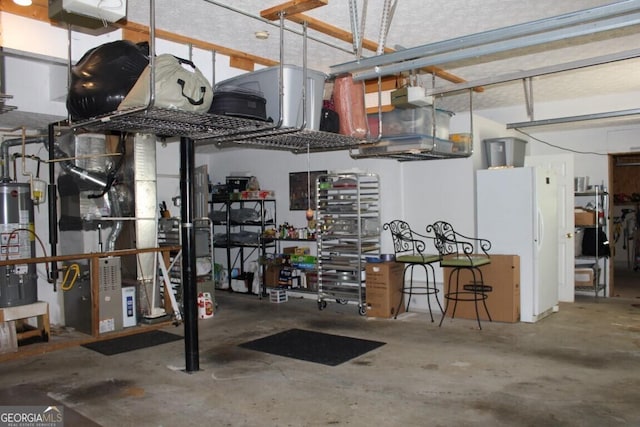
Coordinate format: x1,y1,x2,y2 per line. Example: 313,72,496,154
260,0,328,21
0,0,50,20
118,22,277,69
229,56,256,72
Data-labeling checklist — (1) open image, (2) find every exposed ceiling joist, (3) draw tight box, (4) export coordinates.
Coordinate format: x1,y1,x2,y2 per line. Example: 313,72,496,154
260,0,328,21
0,0,49,19
120,22,278,69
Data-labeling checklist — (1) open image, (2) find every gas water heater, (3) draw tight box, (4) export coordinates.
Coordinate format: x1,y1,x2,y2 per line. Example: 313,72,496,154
0,182,37,308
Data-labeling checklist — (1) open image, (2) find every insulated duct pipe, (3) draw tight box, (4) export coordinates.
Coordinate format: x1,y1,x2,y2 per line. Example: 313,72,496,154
105,187,123,253
53,140,124,253
53,142,125,252
53,146,108,188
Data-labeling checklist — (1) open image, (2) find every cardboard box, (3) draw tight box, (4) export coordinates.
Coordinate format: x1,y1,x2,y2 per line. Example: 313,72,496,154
365,262,405,318
265,264,282,287
278,267,293,287
390,86,434,108
575,210,596,226
290,255,316,270
302,271,318,292
443,254,520,323
575,267,595,287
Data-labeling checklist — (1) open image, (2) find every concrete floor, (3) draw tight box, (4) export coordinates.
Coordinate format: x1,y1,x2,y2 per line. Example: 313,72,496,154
1,292,640,427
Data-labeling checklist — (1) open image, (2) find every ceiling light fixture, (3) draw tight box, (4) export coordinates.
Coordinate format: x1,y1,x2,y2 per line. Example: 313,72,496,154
13,0,32,6
255,31,270,40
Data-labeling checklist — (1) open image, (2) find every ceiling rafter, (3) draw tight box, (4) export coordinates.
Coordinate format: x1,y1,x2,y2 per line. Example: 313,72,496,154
118,22,278,69
260,0,328,21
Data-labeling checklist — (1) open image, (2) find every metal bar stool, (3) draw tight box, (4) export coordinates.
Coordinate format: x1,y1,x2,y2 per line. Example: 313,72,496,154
383,220,443,321
429,221,492,329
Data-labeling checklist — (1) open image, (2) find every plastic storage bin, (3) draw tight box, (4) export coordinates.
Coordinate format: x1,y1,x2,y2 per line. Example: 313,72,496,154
367,107,453,140
214,64,327,130
361,107,460,155
270,288,288,303
483,137,527,168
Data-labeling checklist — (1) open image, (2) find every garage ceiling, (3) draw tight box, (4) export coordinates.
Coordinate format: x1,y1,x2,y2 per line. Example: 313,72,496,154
125,0,640,113
1,0,638,130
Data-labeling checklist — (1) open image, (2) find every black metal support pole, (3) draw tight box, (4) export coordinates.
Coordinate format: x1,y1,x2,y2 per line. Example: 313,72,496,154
47,123,59,286
180,137,199,372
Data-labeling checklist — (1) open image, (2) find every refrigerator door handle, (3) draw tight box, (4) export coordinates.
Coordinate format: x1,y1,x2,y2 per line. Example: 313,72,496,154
537,207,544,251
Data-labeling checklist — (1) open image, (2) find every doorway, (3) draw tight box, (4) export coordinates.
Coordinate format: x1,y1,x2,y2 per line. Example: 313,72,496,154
608,153,640,299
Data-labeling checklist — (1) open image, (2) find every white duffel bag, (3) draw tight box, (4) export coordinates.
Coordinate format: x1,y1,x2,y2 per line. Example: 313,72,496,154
119,54,213,113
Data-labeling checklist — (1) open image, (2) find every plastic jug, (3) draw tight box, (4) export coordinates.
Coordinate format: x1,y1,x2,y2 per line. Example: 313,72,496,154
197,292,214,319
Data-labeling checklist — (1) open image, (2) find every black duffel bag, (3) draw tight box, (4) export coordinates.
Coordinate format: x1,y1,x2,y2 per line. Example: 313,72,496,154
581,227,610,257
67,40,149,120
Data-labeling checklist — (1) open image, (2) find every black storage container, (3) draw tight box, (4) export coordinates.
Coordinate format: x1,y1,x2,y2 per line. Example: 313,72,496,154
210,85,268,121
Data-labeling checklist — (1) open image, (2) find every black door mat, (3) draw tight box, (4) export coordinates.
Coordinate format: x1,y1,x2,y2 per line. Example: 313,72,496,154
82,330,183,355
239,328,386,366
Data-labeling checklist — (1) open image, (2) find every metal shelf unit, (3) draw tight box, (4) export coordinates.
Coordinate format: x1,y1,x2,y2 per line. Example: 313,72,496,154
267,237,318,294
315,173,380,315
210,198,276,296
71,105,475,160
575,188,609,297
71,107,363,154
349,137,473,162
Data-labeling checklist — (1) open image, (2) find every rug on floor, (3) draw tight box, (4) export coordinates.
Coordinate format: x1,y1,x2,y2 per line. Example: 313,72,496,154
239,328,386,366
82,330,183,355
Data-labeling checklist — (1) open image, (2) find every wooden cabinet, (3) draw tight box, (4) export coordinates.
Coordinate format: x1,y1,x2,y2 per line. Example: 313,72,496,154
443,255,520,323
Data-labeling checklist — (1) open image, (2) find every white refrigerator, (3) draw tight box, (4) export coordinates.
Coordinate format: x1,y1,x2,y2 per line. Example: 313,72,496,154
476,167,559,323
